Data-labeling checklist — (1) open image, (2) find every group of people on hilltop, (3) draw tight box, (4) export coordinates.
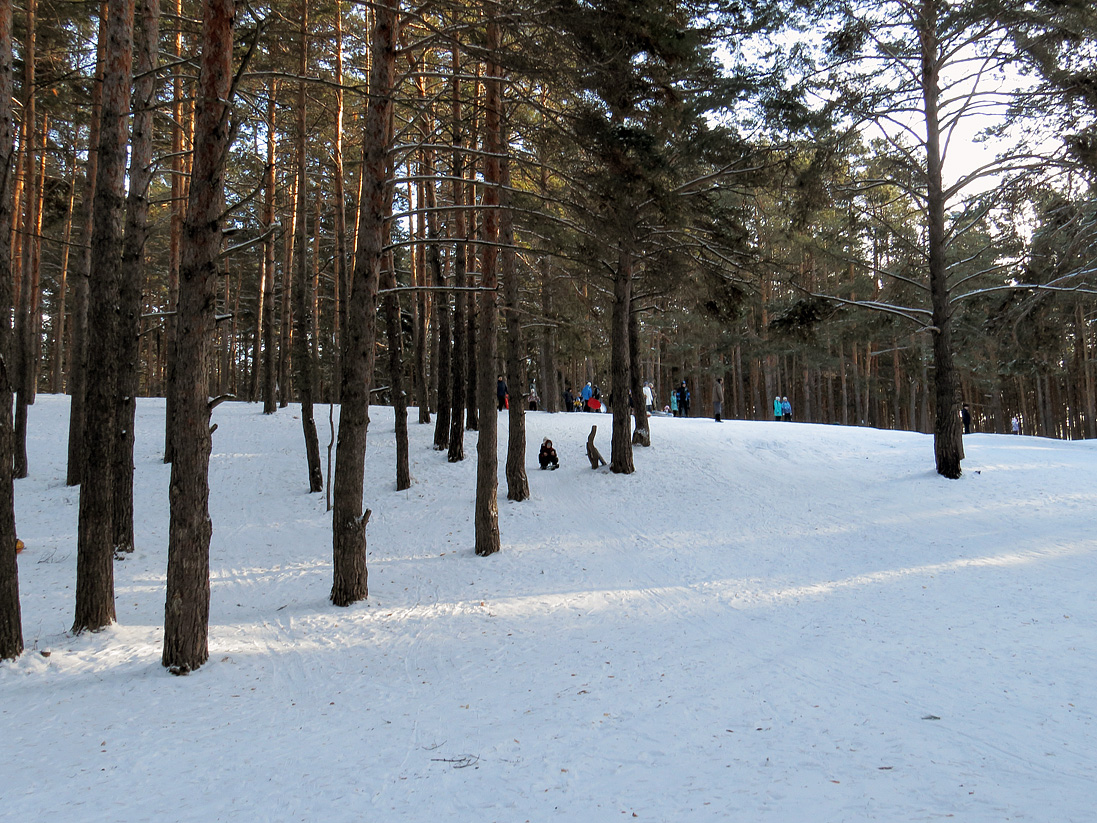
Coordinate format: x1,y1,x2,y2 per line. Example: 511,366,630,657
773,395,792,422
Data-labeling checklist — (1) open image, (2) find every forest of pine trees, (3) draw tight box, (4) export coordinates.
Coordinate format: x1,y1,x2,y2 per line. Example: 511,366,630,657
2,0,1097,663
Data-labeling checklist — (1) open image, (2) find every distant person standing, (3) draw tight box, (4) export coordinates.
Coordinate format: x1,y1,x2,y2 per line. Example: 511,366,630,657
677,381,689,417
642,382,655,413
581,381,593,412
713,377,724,422
1011,415,1021,435
781,396,792,421
961,403,972,434
497,376,508,411
670,391,679,416
773,395,782,422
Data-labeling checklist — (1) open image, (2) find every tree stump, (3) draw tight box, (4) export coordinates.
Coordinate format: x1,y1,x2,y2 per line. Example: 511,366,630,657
586,425,607,469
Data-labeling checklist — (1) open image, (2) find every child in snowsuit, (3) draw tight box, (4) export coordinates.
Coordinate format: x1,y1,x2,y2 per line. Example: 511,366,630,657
538,438,559,470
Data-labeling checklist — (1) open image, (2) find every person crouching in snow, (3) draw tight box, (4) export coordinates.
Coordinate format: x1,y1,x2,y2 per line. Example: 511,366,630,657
538,438,559,470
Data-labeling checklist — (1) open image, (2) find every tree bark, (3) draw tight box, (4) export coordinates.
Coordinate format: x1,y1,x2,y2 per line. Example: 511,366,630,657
292,1,322,493
73,0,135,634
331,0,398,605
0,0,23,661
381,251,410,490
629,297,649,447
113,0,158,555
261,81,277,414
12,0,36,481
426,155,451,451
475,20,502,556
610,244,635,473
330,0,346,404
447,38,466,463
920,0,962,478
501,148,528,501
162,0,234,672
162,0,185,462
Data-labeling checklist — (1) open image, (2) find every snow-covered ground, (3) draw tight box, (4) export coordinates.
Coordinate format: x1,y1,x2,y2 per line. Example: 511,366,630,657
2,395,1095,822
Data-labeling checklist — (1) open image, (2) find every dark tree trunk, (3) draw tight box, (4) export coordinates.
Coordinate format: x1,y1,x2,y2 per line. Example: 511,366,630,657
74,0,135,634
292,4,322,493
629,297,649,447
464,99,479,433
426,160,451,451
261,82,277,414
610,245,635,473
67,8,108,486
330,2,346,404
0,0,23,661
921,1,962,479
162,0,234,672
447,50,467,463
475,20,502,556
113,0,158,555
331,0,397,605
381,252,410,490
12,0,36,481
501,151,528,501
162,0,185,462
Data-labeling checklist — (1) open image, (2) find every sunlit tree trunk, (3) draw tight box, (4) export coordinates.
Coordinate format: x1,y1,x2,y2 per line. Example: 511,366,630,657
331,0,398,605
162,0,235,673
0,0,23,661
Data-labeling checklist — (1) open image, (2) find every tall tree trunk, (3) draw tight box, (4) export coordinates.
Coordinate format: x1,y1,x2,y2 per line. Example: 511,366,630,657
381,251,410,490
464,88,479,433
426,157,451,451
475,20,502,556
113,0,158,555
51,154,77,394
330,0,346,403
0,0,23,661
13,0,36,479
293,1,322,493
610,244,634,473
447,37,466,462
501,147,528,501
162,0,235,673
629,297,649,446
921,0,962,478
74,0,135,633
261,82,277,414
162,0,185,462
331,0,397,606
278,170,297,408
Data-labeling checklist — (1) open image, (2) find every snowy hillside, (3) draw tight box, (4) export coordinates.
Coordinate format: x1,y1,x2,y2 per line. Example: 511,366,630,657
2,396,1095,822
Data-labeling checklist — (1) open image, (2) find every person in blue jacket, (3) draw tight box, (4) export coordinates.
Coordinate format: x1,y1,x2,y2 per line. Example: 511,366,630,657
781,396,792,421
581,381,593,412
773,395,782,421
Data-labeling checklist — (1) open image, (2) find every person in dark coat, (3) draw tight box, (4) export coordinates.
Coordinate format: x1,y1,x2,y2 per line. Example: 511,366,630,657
538,438,559,470
961,403,972,434
497,376,508,411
